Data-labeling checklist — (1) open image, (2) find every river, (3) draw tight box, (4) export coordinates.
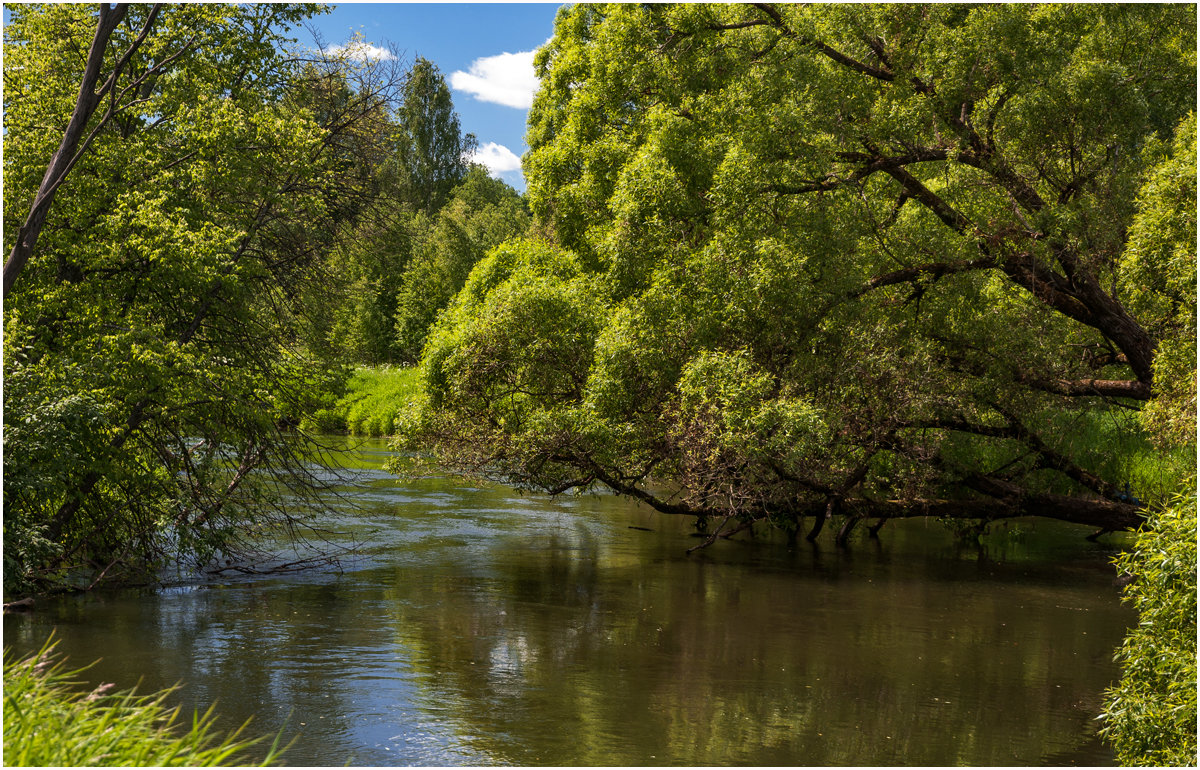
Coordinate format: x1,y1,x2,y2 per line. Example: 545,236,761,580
4,437,1134,765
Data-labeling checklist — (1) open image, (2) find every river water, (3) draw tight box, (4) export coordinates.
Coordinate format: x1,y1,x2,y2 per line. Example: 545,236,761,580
4,438,1133,766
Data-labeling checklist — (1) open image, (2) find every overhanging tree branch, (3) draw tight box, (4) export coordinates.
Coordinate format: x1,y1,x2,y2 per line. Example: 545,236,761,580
1018,375,1152,401
4,4,179,299
920,410,1119,500
851,256,998,298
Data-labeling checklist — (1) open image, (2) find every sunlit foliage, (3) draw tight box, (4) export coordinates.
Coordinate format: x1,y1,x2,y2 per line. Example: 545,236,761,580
2,4,401,593
402,4,1195,539
1100,494,1198,766
3,643,281,766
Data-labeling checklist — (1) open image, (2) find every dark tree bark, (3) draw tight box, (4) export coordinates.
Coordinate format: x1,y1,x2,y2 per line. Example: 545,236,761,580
4,3,167,299
851,492,1144,533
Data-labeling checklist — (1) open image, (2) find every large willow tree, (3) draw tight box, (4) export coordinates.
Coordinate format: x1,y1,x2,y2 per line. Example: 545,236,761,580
3,4,405,593
401,4,1195,545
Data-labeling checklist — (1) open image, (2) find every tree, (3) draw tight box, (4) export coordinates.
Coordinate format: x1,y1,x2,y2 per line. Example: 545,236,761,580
395,56,475,212
1097,117,1197,765
392,166,531,362
316,56,498,366
398,4,1195,543
320,204,418,365
2,4,405,594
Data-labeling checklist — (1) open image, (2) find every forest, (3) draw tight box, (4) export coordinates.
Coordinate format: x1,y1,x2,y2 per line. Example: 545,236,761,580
3,3,1195,766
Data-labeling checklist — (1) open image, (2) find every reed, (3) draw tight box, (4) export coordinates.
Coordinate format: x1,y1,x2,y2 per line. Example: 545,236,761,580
3,642,282,767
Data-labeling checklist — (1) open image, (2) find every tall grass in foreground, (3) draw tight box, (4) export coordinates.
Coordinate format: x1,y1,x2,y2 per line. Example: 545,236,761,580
3,643,282,767
304,366,421,436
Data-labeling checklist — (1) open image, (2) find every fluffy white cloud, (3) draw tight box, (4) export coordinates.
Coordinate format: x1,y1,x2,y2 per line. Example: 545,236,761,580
450,49,539,109
468,142,523,176
325,41,396,62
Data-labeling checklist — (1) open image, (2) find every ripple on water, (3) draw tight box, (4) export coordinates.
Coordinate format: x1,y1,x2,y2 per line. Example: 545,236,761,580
0,438,1131,767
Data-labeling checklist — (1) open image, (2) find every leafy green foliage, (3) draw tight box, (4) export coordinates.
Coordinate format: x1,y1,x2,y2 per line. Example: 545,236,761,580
4,643,282,766
312,55,476,365
321,167,529,366
405,4,1194,537
392,167,531,362
2,362,107,592
395,57,475,212
2,4,400,594
304,366,421,437
320,204,418,365
394,240,609,490
1119,115,1198,449
1100,494,1198,766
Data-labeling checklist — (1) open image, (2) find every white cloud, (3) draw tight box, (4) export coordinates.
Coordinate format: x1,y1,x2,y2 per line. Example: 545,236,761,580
450,49,540,109
469,142,523,176
325,41,396,62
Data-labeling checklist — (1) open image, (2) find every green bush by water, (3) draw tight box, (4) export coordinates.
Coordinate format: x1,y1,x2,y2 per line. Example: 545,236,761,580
3,643,282,766
303,366,420,437
1100,493,1198,766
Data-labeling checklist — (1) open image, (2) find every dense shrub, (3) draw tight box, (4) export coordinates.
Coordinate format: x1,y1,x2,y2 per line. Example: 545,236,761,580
1100,494,1198,766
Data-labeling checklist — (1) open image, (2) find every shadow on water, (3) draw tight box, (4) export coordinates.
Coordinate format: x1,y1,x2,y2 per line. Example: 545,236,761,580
4,437,1133,766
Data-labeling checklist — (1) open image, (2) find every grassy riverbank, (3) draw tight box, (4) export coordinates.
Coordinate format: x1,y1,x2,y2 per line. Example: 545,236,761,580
304,366,420,437
3,644,281,766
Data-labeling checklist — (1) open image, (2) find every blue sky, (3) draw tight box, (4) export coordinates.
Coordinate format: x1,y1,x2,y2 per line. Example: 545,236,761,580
1,3,564,191
304,3,565,191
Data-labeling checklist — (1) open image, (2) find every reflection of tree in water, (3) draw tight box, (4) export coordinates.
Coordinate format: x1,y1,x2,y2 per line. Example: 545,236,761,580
3,581,404,764
2,464,1134,766
383,527,1131,766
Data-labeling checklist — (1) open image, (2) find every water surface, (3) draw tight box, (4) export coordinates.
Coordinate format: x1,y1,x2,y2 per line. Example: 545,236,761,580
4,438,1133,765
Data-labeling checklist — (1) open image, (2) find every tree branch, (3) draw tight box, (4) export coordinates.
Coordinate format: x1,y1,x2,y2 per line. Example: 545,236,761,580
1019,376,1152,401
851,256,998,297
587,463,698,517
4,3,130,298
923,411,1120,500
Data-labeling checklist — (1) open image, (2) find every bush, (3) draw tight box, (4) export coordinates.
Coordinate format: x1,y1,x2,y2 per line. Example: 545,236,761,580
3,643,281,766
1100,493,1198,766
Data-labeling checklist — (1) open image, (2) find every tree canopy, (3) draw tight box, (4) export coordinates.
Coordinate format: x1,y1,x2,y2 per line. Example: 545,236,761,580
320,165,530,366
399,3,1196,544
2,3,405,593
306,52,529,368
395,56,476,212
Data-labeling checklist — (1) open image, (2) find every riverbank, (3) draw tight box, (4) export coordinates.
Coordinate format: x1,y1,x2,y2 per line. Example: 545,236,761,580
304,366,419,437
3,644,281,766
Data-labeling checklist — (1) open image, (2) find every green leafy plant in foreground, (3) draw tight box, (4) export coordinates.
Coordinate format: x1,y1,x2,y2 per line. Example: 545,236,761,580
3,643,282,767
1100,493,1198,767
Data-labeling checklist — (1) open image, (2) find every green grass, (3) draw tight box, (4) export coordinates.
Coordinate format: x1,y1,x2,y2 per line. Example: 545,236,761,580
934,405,1194,504
3,642,282,767
303,366,421,437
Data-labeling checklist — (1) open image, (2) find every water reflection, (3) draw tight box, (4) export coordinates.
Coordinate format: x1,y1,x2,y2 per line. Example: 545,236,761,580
4,438,1131,766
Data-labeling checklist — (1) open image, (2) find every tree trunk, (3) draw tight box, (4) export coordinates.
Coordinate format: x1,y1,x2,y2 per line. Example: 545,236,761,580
3,4,128,298
846,494,1144,533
